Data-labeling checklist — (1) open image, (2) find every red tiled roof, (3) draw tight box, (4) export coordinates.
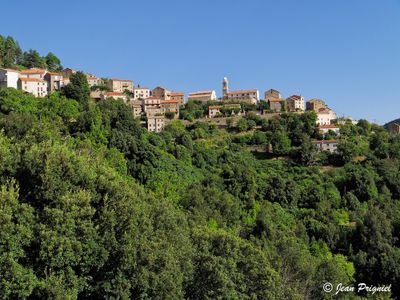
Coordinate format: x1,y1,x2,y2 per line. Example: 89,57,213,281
170,92,184,96
106,92,124,96
161,100,179,103
19,77,44,82
20,68,46,74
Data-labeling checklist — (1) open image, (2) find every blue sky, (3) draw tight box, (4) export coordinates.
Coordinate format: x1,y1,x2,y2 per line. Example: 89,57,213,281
2,0,400,123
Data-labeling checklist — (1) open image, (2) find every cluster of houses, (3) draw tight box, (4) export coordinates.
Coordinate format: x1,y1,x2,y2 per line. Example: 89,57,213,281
0,68,64,97
1,67,363,152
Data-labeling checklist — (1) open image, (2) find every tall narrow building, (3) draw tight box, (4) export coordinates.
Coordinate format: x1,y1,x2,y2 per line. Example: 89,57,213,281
222,77,229,98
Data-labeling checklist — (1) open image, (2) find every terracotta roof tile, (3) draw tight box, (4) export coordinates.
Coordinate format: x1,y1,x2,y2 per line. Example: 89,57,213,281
20,68,46,74
170,92,184,96
106,92,125,96
19,77,45,82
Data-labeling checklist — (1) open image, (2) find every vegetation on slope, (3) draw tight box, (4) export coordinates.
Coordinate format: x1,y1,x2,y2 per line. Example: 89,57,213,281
0,74,400,299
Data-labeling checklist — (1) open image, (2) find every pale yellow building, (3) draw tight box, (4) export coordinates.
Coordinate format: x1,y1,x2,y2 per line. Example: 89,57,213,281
108,78,134,93
161,99,180,117
147,115,165,133
143,97,162,113
170,92,185,106
86,75,102,87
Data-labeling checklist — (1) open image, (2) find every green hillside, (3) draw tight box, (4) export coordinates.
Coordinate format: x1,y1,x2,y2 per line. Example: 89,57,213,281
1,77,400,299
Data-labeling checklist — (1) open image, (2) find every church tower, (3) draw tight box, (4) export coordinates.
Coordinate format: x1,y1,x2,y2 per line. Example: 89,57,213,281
222,77,229,98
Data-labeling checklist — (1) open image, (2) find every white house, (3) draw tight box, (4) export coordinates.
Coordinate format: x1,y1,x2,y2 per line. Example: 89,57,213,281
133,86,151,99
0,68,20,89
317,108,337,125
18,78,48,97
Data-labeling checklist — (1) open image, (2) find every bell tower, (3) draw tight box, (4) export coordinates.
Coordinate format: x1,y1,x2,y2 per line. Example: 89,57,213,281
222,76,229,98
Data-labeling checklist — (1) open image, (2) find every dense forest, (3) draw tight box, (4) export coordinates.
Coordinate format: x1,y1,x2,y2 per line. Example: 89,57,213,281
0,35,62,71
1,71,400,299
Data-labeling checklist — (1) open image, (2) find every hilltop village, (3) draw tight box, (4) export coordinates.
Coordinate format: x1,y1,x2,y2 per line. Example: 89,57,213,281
2,67,398,152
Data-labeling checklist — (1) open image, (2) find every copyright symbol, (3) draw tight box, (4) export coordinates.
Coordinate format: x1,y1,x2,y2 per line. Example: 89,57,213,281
323,282,333,293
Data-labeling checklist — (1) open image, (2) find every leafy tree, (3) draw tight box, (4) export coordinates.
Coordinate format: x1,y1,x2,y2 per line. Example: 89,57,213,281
21,49,46,69
165,111,176,119
226,117,235,129
45,52,62,71
237,118,249,132
294,134,318,166
270,130,291,154
187,227,285,299
0,35,22,67
62,72,90,110
0,182,37,299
